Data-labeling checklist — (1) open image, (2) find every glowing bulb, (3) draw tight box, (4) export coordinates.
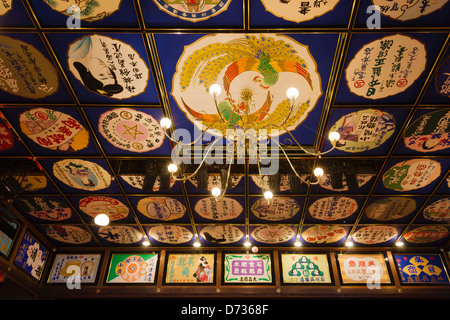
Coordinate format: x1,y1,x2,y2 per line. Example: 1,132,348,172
168,163,178,173
142,239,151,246
345,240,354,247
328,131,340,143
160,117,172,130
94,213,109,226
294,241,302,247
286,87,299,99
244,240,251,247
264,191,273,200
209,84,222,96
193,241,201,248
396,241,404,247
212,187,221,197
314,167,324,178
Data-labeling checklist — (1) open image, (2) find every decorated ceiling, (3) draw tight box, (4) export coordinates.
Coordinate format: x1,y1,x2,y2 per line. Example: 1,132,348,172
0,0,449,251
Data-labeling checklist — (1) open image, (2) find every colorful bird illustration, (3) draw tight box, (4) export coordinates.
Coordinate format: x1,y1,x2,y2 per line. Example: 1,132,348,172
181,91,273,128
179,34,313,94
222,50,312,92
177,34,318,135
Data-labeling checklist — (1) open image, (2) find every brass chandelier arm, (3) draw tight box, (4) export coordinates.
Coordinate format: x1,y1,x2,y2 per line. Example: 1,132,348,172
256,151,275,204
256,151,264,189
271,138,320,186
163,84,341,204
256,122,318,156
270,123,337,156
213,158,233,202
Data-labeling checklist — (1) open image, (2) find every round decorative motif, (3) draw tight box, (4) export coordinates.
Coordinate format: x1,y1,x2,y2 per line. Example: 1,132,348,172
79,196,129,221
329,109,395,153
53,159,112,191
0,35,59,99
251,197,300,221
404,225,449,244
423,198,450,222
98,226,143,244
137,197,186,221
365,197,416,221
20,108,89,152
148,225,193,244
301,225,346,244
98,108,165,153
199,225,243,244
68,35,149,99
172,33,322,139
345,34,426,100
352,226,398,245
308,196,358,221
45,225,92,244
251,225,295,244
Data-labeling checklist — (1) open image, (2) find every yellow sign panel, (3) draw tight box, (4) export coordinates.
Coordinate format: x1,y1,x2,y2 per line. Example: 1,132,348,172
165,253,214,284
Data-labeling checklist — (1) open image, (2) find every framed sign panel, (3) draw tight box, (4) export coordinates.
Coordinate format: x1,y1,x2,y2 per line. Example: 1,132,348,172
47,253,102,284
337,253,392,285
223,253,273,285
0,217,20,258
280,253,333,285
394,254,450,285
106,253,159,284
13,232,49,281
164,253,215,285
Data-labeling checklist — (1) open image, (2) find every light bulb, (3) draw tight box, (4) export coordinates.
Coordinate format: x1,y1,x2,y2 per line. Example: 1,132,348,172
160,117,172,130
396,241,404,247
328,131,340,143
286,87,299,99
193,241,201,248
209,84,222,96
345,240,354,247
314,167,324,178
212,187,221,197
294,241,302,247
142,239,151,246
244,240,251,247
168,163,178,173
94,213,109,226
264,191,273,201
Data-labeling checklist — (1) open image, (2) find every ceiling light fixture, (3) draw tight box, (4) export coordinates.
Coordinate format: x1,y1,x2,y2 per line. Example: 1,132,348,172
395,241,404,247
94,213,109,226
345,240,354,247
160,84,340,202
193,234,201,248
142,238,151,246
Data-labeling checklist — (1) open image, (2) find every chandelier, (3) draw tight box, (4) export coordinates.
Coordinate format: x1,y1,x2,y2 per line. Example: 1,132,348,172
159,84,340,203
